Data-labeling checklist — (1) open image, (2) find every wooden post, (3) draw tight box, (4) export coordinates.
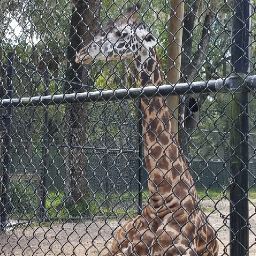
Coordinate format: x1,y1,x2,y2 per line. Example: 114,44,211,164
167,0,184,137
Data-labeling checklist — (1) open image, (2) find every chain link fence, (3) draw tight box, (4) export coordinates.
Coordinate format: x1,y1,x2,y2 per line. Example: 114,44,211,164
0,0,255,255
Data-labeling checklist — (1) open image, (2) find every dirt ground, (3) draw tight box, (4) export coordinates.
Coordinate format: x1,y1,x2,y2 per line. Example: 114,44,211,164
0,199,255,256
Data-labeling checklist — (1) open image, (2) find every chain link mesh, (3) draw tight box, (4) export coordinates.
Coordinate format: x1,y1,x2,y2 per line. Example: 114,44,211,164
0,0,255,255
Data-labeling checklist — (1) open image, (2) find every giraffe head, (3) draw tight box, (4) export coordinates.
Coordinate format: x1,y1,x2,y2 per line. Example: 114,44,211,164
75,3,157,64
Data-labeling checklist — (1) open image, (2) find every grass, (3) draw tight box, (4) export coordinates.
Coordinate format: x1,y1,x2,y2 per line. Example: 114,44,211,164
197,187,256,201
197,188,228,200
249,189,256,199
9,181,256,221
44,187,256,219
45,191,141,219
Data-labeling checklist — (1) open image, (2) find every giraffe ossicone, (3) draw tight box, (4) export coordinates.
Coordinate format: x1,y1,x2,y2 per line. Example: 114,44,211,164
76,3,219,256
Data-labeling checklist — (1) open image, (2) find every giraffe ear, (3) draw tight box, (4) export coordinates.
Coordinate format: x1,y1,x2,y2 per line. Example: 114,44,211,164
144,33,157,48
142,33,157,49
136,24,157,49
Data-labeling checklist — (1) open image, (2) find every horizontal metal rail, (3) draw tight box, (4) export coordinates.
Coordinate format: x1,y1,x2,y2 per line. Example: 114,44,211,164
1,75,256,108
55,144,138,153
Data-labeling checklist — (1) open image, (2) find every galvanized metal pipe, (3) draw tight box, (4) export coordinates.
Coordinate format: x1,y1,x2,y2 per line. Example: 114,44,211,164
137,100,143,214
38,69,50,221
0,52,14,231
1,76,256,108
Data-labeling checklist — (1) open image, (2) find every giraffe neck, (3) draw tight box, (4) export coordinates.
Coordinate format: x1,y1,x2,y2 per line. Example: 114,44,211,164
135,48,162,87
134,48,198,213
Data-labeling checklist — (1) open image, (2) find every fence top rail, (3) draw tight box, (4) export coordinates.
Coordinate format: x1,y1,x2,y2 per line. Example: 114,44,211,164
1,75,256,108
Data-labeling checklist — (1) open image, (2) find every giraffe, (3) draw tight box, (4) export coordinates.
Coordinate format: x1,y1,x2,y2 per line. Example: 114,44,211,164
76,4,219,256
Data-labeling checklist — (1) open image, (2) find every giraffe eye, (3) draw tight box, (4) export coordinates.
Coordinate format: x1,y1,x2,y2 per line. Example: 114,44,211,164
121,32,128,38
115,31,122,37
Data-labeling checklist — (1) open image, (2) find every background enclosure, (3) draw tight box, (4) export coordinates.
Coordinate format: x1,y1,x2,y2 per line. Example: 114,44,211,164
0,0,255,255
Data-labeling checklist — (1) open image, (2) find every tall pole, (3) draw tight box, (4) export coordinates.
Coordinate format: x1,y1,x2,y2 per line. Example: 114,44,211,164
0,52,14,231
38,68,50,221
137,100,143,214
230,0,250,255
167,0,184,137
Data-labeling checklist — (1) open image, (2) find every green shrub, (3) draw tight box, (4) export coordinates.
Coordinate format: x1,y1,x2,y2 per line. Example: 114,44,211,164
9,181,39,218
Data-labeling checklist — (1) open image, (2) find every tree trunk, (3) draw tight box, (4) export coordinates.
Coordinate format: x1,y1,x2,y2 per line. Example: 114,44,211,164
183,10,215,81
179,7,215,152
64,0,100,203
181,0,200,78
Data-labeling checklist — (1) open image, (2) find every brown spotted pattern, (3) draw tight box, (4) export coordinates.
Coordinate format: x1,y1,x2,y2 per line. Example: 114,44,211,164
75,4,219,255
105,50,218,256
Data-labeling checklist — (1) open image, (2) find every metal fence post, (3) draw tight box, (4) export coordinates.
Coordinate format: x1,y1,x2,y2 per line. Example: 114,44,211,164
38,68,50,221
0,52,14,231
137,100,143,214
230,0,250,255
103,109,110,210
